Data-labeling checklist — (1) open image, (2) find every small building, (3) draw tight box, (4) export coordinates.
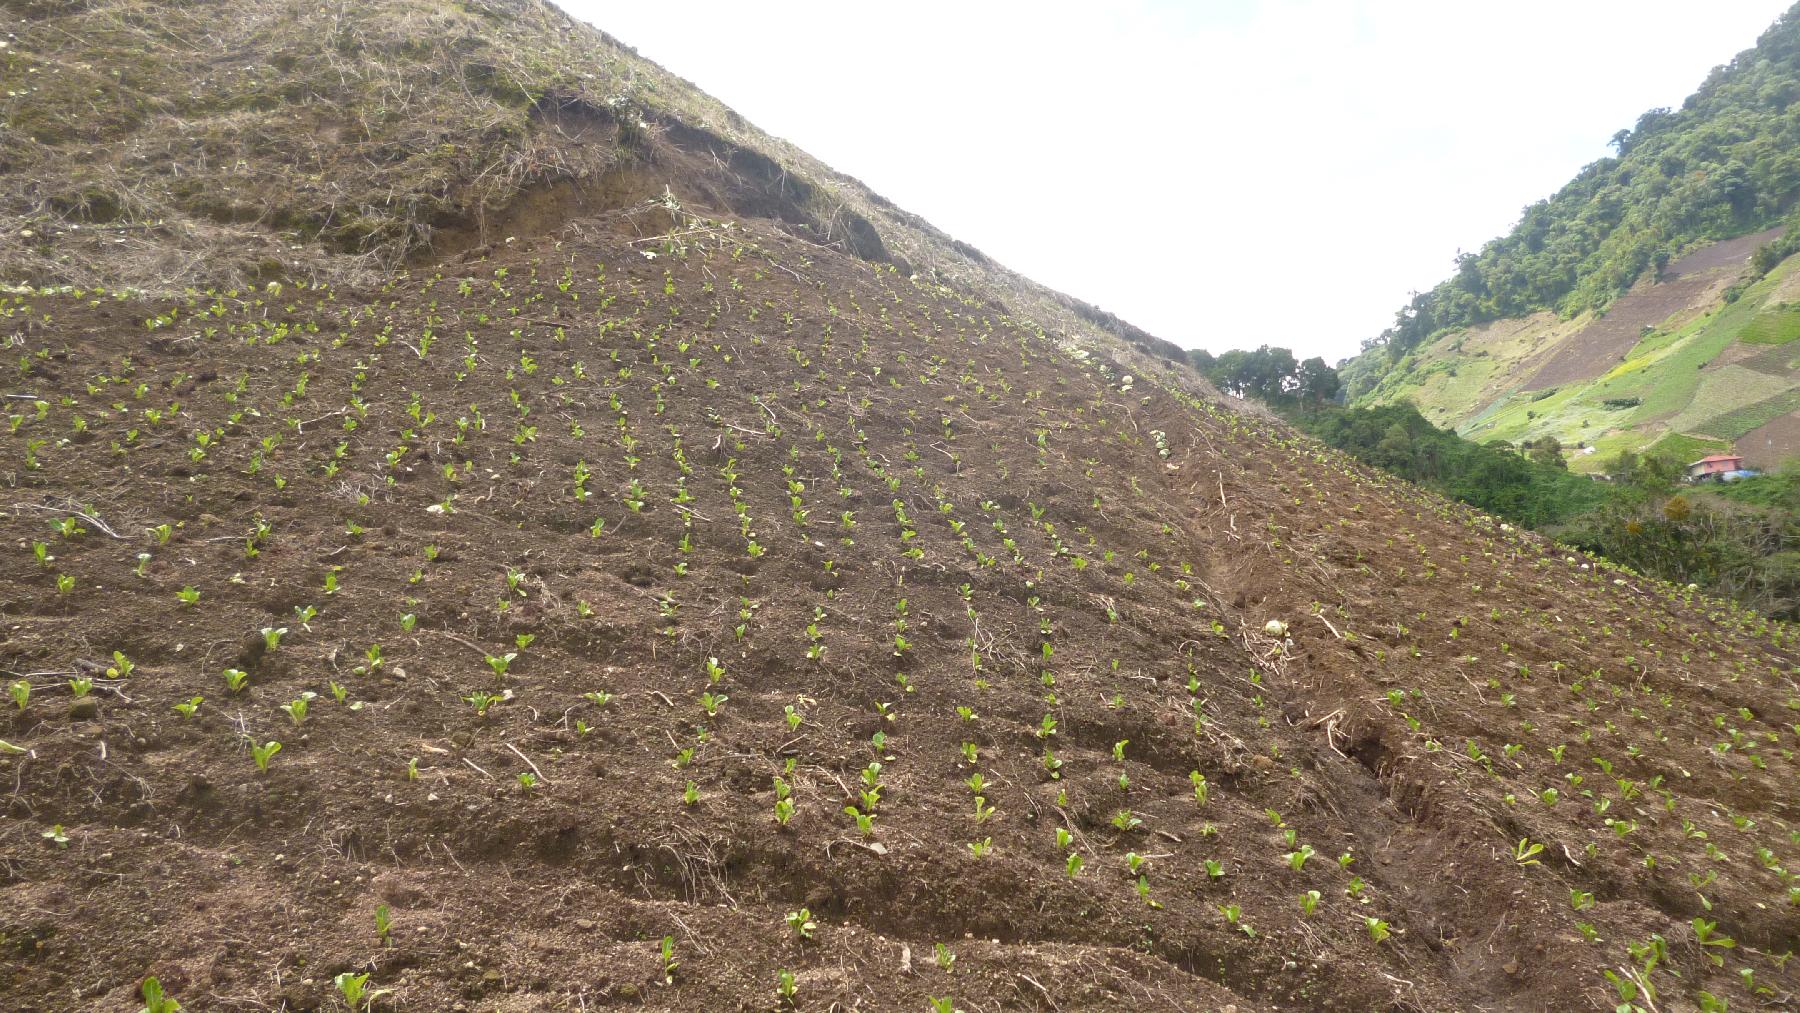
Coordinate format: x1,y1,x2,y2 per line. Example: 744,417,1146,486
1685,454,1744,482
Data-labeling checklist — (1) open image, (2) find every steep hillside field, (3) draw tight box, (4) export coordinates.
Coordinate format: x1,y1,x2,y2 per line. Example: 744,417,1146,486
1358,230,1800,473
1,2,1798,1012
3,208,1798,1012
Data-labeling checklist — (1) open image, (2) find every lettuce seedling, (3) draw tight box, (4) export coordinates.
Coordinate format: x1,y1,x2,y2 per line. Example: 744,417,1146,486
250,740,282,771
332,971,389,1012
374,903,392,945
786,908,816,940
107,651,135,678
173,696,202,717
223,668,249,693
1691,918,1736,965
139,976,180,1013
464,690,506,716
284,693,314,726
843,805,875,837
8,680,28,711
660,936,678,984
176,586,200,606
776,969,798,1004
1514,837,1544,866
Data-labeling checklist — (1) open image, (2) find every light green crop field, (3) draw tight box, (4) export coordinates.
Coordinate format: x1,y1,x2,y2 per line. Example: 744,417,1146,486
1694,388,1800,439
1740,302,1800,344
1647,430,1732,464
1666,365,1796,434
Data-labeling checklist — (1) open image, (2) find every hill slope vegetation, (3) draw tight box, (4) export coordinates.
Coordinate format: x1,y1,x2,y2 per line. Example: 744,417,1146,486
2,3,1798,1012
1342,3,1800,470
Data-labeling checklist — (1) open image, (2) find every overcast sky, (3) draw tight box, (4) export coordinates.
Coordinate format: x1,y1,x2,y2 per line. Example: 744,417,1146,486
560,1,1794,362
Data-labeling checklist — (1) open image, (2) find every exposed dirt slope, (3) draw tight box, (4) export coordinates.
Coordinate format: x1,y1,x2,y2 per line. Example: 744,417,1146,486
1522,230,1780,392
1,206,1797,1012
1521,275,1724,391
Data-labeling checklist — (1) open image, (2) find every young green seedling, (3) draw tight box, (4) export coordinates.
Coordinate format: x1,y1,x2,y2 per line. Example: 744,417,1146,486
284,692,314,726
776,969,798,1005
786,907,816,940
332,971,390,1012
250,740,282,772
139,976,180,1013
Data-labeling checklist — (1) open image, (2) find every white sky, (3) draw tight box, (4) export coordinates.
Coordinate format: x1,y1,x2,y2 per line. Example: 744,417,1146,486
559,1,1794,362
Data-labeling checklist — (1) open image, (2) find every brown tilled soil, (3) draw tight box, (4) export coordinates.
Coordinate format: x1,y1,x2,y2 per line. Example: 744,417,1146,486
2,215,1797,1013
1663,228,1785,279
1522,229,1782,391
1736,409,1800,469
1524,282,1719,392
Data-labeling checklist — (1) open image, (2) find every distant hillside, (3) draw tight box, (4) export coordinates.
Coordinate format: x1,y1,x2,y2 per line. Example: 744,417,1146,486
1353,228,1800,471
1342,2,1800,471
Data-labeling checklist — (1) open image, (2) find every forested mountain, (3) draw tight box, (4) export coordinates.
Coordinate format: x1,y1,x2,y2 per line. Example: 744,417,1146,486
1344,2,1800,396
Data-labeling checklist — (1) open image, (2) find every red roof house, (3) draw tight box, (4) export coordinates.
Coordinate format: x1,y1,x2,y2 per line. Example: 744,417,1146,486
1685,454,1743,481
